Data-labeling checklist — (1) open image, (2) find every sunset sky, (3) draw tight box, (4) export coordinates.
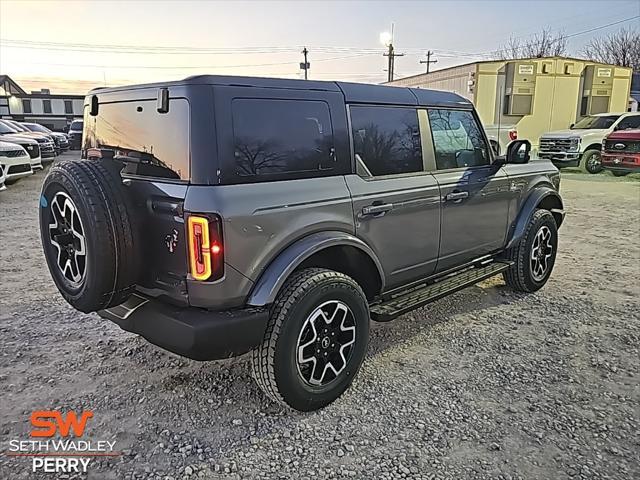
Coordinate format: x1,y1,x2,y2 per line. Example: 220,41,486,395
1,0,638,95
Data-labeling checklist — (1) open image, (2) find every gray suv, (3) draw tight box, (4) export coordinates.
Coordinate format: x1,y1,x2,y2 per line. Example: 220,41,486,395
39,76,564,411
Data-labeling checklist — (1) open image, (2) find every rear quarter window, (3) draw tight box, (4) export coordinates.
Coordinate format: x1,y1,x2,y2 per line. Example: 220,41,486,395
230,98,336,181
84,99,189,181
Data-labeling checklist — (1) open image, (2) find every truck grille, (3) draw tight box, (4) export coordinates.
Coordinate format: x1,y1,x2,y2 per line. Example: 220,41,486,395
539,138,578,153
24,144,40,159
1,149,26,158
604,140,640,154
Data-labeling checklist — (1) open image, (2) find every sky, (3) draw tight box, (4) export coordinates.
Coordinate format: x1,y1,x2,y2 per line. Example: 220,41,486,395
0,0,639,95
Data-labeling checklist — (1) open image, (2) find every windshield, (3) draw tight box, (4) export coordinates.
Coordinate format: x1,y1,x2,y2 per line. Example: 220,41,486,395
70,120,83,130
7,121,30,132
0,122,18,134
572,115,619,129
25,123,51,134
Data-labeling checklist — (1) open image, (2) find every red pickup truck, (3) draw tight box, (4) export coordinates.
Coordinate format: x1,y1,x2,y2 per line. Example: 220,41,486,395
601,129,640,176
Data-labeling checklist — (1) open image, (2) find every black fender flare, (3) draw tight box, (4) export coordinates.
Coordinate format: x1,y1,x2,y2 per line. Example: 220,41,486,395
506,187,564,250
247,231,385,307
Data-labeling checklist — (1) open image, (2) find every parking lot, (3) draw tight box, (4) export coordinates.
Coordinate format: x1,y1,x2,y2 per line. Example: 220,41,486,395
0,152,639,480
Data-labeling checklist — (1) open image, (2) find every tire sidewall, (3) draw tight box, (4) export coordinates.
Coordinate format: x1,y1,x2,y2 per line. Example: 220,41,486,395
40,169,107,310
273,276,369,411
521,211,558,291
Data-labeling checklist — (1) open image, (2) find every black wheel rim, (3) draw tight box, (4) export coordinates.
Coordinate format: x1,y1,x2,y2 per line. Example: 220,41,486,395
296,300,357,387
48,191,87,286
530,225,553,282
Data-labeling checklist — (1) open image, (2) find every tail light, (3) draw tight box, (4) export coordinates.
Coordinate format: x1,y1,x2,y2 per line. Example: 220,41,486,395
508,129,518,141
187,215,224,281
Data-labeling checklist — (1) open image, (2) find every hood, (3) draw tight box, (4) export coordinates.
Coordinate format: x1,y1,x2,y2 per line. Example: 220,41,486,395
606,129,640,141
541,129,587,138
0,133,39,145
0,140,28,151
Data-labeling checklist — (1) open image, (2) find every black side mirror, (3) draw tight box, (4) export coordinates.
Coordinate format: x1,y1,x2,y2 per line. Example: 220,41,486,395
505,139,531,164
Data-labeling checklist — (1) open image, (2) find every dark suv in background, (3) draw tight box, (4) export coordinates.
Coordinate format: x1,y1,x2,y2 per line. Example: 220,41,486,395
40,76,564,411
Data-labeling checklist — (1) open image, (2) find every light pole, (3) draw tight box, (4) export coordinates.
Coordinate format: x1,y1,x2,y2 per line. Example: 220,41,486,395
380,30,403,82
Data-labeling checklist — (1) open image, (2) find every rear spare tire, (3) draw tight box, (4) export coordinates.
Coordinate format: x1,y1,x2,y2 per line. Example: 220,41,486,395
39,160,139,313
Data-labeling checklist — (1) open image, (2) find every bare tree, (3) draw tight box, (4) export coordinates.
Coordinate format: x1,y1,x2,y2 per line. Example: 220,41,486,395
582,28,640,70
498,28,567,60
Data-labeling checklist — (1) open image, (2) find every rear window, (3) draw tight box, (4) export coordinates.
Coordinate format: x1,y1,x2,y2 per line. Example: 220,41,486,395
84,99,189,181
231,98,335,180
70,120,83,130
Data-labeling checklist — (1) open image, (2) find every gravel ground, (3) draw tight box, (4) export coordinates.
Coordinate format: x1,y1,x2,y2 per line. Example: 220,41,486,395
1,154,639,480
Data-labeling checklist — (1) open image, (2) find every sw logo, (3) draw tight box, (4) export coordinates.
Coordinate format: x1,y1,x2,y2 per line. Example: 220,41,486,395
30,410,94,438
7,410,118,474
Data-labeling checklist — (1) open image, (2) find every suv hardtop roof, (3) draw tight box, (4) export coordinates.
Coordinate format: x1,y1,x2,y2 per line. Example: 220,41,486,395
88,75,471,108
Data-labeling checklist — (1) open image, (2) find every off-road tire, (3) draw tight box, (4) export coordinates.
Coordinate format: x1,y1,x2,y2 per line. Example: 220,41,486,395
39,160,140,312
581,149,603,174
251,268,370,411
503,209,558,293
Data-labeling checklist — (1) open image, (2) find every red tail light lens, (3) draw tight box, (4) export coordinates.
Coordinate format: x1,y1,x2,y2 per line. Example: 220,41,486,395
187,215,224,281
508,130,518,141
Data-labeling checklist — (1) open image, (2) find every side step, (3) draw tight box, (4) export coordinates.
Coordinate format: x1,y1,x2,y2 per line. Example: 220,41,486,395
370,261,512,322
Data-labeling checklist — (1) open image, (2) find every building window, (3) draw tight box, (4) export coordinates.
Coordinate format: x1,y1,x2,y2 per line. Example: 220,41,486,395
43,99,52,114
22,99,32,113
64,100,73,114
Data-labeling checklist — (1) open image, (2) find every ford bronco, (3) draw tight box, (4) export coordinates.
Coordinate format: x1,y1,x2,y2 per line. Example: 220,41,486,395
39,76,564,411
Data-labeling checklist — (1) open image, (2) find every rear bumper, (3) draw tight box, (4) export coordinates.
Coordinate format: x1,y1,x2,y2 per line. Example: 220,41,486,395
98,294,269,361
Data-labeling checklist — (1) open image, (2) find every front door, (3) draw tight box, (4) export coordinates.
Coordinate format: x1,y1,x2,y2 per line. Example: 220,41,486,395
346,105,441,289
426,108,512,272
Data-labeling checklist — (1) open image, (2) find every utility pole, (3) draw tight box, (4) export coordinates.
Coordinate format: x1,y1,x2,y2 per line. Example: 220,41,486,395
300,47,310,80
420,51,438,74
383,42,404,82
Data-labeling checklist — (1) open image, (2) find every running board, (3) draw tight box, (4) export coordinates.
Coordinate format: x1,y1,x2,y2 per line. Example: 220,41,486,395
370,261,512,322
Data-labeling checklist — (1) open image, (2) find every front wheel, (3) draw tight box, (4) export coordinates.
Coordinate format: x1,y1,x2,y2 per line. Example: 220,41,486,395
503,209,558,293
251,268,370,411
582,150,603,174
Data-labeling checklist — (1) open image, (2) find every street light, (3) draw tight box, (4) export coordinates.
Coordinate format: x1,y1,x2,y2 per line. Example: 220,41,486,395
379,31,392,47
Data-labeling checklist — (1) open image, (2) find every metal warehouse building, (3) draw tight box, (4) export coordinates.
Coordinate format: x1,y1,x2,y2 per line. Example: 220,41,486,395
389,57,633,149
0,75,84,131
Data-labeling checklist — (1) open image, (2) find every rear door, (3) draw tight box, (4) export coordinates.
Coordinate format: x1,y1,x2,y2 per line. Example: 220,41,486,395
426,108,512,272
83,88,193,305
345,105,440,289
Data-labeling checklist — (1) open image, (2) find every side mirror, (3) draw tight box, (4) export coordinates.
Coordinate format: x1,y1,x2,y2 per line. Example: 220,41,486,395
505,139,531,164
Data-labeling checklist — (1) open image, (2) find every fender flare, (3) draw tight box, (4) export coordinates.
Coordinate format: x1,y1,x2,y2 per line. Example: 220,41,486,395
506,187,564,249
247,231,385,307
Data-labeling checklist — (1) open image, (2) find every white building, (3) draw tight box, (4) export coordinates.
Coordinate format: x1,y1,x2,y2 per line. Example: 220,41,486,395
0,75,84,131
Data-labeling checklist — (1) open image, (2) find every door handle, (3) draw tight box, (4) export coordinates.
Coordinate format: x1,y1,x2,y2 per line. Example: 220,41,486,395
444,191,469,202
362,203,394,216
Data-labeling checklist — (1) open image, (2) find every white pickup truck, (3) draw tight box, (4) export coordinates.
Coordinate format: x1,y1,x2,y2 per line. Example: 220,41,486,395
539,112,640,173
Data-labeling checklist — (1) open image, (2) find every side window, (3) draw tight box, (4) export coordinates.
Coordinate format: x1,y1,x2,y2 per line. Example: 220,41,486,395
350,106,422,176
232,99,335,178
428,109,490,170
616,115,640,130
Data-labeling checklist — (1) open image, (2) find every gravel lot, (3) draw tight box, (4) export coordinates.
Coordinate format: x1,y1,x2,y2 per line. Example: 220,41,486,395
1,153,639,480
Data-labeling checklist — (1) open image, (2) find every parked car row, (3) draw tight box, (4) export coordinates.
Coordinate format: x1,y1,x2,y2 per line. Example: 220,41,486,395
0,119,69,191
538,112,640,175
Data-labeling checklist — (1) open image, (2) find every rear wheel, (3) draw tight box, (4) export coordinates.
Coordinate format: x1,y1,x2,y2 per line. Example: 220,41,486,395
251,268,370,411
39,160,139,312
581,149,602,174
503,209,558,293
